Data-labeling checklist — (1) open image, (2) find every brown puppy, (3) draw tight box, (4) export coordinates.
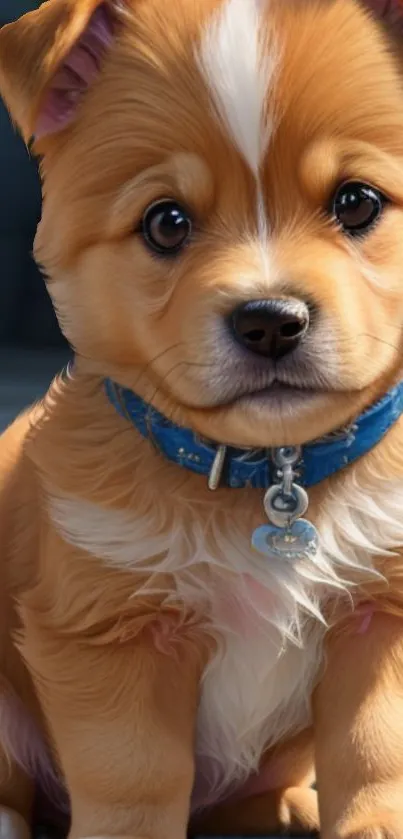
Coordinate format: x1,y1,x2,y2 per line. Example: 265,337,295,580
2,1,403,837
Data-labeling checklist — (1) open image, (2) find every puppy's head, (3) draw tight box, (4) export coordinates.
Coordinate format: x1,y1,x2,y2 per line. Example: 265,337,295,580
2,0,403,447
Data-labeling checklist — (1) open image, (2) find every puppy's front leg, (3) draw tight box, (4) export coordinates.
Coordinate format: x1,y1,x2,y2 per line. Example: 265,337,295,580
314,611,403,839
25,625,205,839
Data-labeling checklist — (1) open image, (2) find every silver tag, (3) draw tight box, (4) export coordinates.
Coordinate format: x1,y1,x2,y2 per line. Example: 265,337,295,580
252,518,319,560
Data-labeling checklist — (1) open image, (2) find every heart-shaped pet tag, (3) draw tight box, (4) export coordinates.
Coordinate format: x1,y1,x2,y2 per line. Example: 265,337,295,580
252,518,319,560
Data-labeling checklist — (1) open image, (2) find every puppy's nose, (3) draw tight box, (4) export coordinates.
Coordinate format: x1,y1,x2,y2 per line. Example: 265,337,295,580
231,298,309,360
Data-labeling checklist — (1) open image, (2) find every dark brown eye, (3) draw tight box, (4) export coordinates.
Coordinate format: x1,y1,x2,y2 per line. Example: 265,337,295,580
332,181,387,236
141,200,192,255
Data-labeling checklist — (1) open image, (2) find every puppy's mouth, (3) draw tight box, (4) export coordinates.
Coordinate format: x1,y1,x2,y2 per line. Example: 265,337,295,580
210,374,331,411
235,380,321,401
169,354,338,412
178,320,341,411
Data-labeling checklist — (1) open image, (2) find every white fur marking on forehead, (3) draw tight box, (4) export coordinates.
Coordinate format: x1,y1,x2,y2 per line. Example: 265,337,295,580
198,0,276,176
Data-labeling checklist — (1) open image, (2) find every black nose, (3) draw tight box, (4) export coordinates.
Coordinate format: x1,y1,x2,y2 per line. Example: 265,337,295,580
231,298,309,360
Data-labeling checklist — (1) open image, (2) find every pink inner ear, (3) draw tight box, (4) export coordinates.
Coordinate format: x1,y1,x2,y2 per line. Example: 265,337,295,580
365,0,403,27
35,3,115,140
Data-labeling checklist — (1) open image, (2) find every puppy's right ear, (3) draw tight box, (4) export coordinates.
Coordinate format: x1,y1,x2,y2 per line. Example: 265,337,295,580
0,0,125,144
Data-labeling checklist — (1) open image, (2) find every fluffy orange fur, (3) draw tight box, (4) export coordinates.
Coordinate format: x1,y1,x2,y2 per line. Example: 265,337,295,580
2,1,403,837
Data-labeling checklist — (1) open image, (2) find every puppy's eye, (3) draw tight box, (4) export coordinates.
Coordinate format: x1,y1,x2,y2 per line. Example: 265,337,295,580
141,200,192,255
332,181,387,236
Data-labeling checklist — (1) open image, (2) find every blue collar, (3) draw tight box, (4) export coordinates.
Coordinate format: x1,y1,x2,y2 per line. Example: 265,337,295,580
105,378,403,490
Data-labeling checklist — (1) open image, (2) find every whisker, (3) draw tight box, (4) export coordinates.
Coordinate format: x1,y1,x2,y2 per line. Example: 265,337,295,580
361,333,401,352
334,333,401,352
128,343,184,393
146,359,215,416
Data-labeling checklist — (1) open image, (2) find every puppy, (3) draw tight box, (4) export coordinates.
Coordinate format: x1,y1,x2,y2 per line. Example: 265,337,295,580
2,0,403,836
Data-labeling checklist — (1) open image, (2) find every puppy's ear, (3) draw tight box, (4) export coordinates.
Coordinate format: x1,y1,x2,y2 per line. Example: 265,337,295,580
0,0,125,143
363,0,403,30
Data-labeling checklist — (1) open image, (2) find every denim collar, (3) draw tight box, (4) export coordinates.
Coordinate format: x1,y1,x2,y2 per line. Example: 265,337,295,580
104,378,403,490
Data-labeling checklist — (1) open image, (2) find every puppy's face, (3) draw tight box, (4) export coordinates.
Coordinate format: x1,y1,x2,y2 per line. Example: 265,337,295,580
2,0,403,447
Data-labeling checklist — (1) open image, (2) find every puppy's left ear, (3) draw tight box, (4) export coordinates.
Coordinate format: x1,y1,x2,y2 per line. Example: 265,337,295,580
363,0,403,30
0,0,126,144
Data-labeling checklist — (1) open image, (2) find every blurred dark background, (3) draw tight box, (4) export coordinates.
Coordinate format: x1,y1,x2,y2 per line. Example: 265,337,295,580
0,0,70,430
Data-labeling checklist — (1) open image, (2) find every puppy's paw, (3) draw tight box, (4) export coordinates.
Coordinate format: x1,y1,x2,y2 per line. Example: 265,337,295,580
330,811,403,839
345,831,398,839
0,808,30,839
190,786,319,836
279,787,319,834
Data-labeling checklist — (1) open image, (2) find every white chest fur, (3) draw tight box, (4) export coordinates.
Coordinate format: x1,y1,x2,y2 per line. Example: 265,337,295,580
194,603,323,806
49,466,403,804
